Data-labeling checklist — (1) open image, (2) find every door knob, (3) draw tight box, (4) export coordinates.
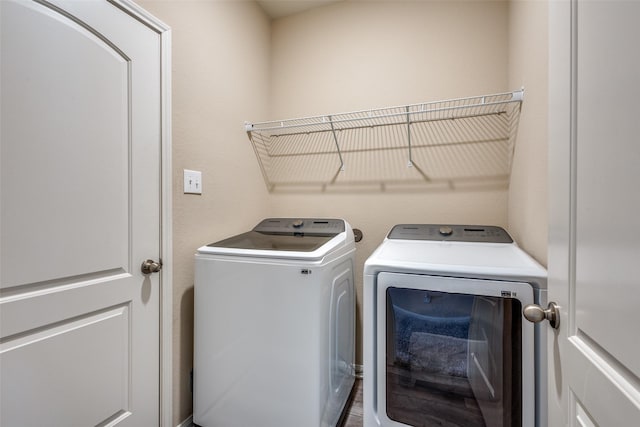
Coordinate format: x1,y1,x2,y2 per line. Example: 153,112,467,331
523,302,560,329
141,259,163,275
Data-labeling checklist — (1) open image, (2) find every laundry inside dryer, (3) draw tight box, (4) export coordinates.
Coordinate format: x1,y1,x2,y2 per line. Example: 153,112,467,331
385,287,523,427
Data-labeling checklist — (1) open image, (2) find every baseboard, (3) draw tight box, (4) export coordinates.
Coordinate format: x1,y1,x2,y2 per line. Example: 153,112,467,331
176,415,193,427
354,363,364,379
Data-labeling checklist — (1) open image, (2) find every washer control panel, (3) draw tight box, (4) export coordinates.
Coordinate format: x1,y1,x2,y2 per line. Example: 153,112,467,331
253,218,345,236
388,224,513,243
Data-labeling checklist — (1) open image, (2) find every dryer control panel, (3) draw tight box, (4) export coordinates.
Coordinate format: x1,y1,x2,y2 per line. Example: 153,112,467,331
388,224,513,243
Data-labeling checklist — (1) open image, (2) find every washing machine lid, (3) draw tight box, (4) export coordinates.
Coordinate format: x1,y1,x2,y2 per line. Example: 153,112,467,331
197,218,349,260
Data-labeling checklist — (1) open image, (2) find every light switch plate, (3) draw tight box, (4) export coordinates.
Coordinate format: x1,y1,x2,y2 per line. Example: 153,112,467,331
183,169,202,194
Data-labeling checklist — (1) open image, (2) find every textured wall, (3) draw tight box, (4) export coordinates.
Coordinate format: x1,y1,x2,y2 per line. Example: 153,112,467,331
136,1,548,423
267,0,510,364
507,0,549,265
135,2,271,425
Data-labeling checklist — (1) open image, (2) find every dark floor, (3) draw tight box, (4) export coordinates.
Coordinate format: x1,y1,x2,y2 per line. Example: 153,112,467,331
339,375,486,427
338,379,363,427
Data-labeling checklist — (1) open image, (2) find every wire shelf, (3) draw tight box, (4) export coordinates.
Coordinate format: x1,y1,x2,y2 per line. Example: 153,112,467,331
245,89,523,192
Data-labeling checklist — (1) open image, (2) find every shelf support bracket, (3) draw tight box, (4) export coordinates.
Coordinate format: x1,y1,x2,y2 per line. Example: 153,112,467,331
406,106,413,167
328,115,345,172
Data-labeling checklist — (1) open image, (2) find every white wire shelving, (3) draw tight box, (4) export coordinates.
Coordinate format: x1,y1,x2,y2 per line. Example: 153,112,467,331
245,89,524,192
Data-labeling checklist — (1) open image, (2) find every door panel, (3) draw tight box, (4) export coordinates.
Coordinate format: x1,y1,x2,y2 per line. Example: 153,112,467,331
0,1,162,425
574,0,640,379
1,305,130,426
1,0,130,288
548,0,640,425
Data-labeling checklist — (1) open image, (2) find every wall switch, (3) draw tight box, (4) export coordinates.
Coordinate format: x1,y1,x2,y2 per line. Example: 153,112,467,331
183,169,202,194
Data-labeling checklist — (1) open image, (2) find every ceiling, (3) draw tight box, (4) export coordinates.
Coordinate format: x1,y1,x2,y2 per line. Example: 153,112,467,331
256,0,344,19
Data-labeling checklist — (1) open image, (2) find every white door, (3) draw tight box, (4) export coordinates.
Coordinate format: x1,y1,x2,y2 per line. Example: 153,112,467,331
548,0,640,425
1,0,164,425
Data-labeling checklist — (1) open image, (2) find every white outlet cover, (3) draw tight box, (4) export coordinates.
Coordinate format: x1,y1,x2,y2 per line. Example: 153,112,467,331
184,169,202,194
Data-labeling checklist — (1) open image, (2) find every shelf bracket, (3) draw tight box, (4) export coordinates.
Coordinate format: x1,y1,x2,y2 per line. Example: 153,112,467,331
328,115,345,172
406,106,413,168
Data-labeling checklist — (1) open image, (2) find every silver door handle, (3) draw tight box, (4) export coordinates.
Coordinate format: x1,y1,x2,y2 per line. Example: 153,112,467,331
141,259,162,275
523,302,560,329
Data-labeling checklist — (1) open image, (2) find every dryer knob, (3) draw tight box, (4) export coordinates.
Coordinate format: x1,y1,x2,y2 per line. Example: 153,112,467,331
292,219,304,228
439,226,453,236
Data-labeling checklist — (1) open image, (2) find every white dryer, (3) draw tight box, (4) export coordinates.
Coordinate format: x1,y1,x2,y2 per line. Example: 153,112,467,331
364,224,547,427
194,218,356,427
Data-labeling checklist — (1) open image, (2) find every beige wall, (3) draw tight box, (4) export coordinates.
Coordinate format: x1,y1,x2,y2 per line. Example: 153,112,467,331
136,1,271,425
138,0,548,423
267,0,511,365
270,0,509,115
507,0,549,266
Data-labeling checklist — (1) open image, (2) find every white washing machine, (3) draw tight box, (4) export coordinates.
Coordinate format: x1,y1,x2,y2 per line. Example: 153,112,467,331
364,224,547,427
194,218,356,427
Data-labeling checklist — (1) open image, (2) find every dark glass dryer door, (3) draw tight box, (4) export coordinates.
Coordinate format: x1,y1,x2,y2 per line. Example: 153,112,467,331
376,272,536,427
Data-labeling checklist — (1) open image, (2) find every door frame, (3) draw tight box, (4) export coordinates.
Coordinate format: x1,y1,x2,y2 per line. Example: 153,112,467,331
547,0,572,425
108,1,173,425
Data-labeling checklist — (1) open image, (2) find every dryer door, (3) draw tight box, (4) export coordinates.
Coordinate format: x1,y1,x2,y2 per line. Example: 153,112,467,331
375,272,535,427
